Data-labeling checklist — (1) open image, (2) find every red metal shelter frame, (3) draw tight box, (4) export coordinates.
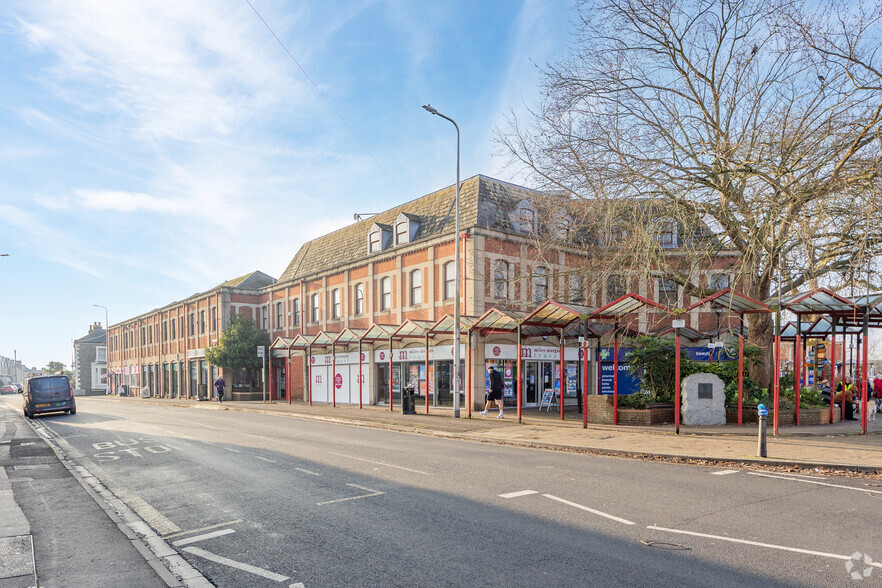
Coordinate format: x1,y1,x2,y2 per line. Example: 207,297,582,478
427,314,477,416
688,289,772,428
590,294,670,426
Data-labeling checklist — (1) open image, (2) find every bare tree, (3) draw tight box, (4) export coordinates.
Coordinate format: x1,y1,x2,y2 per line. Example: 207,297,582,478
498,0,882,387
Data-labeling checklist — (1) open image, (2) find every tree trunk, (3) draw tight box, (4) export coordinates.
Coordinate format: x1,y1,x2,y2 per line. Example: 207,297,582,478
748,312,775,392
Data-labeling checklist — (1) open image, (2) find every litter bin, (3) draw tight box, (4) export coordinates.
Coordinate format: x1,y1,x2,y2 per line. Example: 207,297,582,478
402,386,416,415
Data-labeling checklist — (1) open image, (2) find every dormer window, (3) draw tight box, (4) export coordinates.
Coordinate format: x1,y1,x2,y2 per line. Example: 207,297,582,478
511,200,537,234
368,223,392,253
394,213,420,246
656,220,678,248
553,212,573,241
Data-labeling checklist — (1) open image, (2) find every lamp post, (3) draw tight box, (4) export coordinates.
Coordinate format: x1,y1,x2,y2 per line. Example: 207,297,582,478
423,104,461,418
93,304,109,393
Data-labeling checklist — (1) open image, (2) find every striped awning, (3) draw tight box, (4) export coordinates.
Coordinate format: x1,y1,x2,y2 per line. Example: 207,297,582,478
689,288,771,314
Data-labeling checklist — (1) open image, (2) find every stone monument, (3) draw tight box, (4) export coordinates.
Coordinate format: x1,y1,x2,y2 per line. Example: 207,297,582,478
681,372,726,426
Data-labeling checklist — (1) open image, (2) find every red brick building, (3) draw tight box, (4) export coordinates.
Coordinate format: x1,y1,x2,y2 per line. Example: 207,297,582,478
107,175,741,407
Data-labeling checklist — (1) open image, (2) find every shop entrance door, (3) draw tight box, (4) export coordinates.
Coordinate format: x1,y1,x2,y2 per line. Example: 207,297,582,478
524,361,556,406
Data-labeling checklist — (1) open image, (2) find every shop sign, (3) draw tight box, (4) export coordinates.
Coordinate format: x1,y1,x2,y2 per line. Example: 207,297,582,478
492,344,581,361
374,344,465,363
310,351,367,366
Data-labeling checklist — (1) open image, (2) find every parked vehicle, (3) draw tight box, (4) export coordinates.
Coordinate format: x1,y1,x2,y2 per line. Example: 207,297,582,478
1,384,20,394
22,374,76,418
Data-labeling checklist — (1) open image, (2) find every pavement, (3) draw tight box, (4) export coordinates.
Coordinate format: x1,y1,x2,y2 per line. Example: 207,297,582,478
2,393,880,587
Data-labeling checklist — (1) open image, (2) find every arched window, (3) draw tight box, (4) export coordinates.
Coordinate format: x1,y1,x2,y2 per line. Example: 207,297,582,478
380,277,392,311
443,261,456,300
410,270,422,305
310,294,320,323
354,284,365,315
331,288,341,319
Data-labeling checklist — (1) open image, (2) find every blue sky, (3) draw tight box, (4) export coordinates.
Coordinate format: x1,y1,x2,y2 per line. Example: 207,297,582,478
0,0,572,369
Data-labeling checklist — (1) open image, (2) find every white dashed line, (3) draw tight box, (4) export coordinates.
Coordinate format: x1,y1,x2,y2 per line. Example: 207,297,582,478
543,494,636,525
711,470,739,476
183,546,290,581
317,484,384,506
750,470,826,480
164,520,243,540
647,525,882,567
172,528,235,546
255,456,276,463
327,452,433,475
747,472,882,494
294,467,320,476
499,490,539,498
223,447,241,453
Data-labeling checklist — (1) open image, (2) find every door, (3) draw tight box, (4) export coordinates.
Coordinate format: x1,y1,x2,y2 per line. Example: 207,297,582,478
525,362,538,405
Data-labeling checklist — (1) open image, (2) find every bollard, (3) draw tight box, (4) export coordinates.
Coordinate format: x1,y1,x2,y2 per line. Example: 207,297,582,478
757,404,768,458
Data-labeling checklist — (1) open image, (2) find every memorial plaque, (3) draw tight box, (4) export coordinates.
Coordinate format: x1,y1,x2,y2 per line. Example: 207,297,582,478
698,383,713,399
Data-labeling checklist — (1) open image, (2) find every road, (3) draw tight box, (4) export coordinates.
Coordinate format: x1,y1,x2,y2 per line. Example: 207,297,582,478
10,396,882,587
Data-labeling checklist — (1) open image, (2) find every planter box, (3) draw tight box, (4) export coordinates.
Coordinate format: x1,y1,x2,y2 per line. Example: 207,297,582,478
584,395,674,425
727,405,839,425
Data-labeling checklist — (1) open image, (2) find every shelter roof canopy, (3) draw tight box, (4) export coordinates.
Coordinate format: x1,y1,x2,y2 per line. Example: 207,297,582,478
689,288,771,314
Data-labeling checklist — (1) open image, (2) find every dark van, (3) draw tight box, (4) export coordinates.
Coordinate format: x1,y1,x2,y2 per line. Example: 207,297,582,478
22,375,76,418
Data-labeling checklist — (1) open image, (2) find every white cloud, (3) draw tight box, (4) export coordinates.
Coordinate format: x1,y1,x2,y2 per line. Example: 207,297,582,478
74,189,180,213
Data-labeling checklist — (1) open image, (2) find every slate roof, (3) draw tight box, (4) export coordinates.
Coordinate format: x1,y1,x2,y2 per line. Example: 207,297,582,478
278,175,547,283
216,270,277,290
75,328,106,345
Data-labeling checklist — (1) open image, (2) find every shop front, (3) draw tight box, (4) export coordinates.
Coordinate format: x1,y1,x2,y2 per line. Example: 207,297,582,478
308,350,372,405
484,343,584,408
374,344,465,408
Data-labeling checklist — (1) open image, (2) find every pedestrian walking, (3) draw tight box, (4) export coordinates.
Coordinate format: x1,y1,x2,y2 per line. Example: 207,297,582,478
481,365,504,418
214,375,225,403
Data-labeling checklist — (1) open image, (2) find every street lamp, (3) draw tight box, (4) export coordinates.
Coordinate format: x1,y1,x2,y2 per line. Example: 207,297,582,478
423,104,461,418
93,304,109,393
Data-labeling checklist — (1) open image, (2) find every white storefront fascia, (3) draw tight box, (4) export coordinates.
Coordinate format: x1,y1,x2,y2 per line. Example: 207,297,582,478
485,343,582,361
372,344,466,363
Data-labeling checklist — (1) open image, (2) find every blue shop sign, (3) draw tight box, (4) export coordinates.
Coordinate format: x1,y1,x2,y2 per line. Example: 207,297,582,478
598,347,640,395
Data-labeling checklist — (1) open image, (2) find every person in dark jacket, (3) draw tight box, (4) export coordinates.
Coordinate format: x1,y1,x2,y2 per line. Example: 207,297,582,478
481,365,505,418
214,375,225,403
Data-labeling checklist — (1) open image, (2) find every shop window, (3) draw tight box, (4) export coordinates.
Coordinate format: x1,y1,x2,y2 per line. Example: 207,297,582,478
533,266,548,302
443,262,455,300
410,270,422,306
331,288,341,319
493,260,509,299
354,284,365,315
380,277,392,311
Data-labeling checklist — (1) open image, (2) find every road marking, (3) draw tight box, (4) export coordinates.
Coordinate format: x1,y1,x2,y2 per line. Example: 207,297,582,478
223,447,241,453
49,436,181,535
543,494,636,525
172,528,235,546
317,484,384,506
748,472,882,494
499,490,539,498
290,584,305,588
255,456,276,463
327,452,433,475
164,520,243,540
648,525,882,567
295,467,320,476
711,470,739,476
183,546,290,581
750,470,826,480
